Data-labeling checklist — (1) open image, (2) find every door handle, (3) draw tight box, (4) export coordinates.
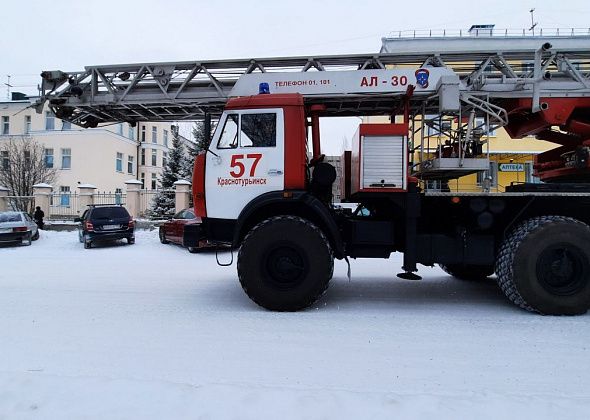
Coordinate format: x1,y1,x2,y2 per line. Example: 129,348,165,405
267,169,283,176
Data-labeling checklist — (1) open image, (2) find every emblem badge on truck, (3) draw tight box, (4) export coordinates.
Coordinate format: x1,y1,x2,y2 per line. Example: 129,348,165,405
415,68,430,88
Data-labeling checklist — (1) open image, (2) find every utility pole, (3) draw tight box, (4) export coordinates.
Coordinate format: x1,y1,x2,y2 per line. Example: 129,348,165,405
529,8,538,35
4,75,12,100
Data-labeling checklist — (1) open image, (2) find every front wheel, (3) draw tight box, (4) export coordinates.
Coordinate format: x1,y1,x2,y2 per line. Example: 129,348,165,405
159,227,169,244
496,216,590,315
237,216,333,311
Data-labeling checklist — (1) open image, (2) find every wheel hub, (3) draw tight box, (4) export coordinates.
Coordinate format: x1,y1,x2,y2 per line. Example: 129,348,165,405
264,244,308,290
537,244,589,296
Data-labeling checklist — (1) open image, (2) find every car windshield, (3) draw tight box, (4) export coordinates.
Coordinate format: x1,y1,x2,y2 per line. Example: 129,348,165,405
91,207,129,220
0,213,22,223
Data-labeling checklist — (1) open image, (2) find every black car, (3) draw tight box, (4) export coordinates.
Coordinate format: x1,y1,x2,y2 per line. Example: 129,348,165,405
75,205,135,249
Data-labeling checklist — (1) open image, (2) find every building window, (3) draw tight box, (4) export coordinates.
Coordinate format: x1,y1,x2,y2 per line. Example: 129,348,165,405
60,186,71,207
116,152,123,172
127,155,134,174
151,149,157,166
151,173,157,190
61,148,71,169
141,126,146,142
45,111,55,130
140,172,145,189
141,149,145,165
44,148,54,168
117,123,123,136
1,151,8,170
128,125,135,140
476,117,496,137
1,116,9,135
62,120,71,130
24,116,32,134
163,129,168,147
152,127,157,144
162,151,168,168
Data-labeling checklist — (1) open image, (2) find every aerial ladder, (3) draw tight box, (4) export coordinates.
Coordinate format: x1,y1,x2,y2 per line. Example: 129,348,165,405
36,33,590,315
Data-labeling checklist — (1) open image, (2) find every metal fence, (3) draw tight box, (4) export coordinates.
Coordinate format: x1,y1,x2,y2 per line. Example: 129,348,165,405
387,27,590,39
139,189,175,218
95,192,126,206
49,192,80,219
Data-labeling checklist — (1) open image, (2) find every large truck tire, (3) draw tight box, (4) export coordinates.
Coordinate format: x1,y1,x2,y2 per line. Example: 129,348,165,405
237,215,333,311
495,216,590,315
438,264,494,281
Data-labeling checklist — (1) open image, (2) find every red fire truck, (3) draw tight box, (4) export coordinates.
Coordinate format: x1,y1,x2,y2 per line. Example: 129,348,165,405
37,35,590,314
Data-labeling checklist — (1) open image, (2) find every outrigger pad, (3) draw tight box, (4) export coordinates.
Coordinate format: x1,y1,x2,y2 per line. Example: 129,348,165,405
397,272,422,281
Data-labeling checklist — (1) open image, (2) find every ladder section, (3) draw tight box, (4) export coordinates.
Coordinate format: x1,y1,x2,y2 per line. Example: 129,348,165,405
36,36,590,128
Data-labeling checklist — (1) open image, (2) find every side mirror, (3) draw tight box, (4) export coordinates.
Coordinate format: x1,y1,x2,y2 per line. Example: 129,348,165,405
74,217,81,223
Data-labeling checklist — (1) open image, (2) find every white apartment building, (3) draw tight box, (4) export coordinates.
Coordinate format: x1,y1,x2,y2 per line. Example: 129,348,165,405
0,94,191,195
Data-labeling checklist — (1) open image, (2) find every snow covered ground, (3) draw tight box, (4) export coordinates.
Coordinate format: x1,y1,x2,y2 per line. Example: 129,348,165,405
1,229,589,419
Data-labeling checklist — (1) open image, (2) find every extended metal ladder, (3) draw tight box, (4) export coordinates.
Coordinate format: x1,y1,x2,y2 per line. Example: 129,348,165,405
36,34,590,127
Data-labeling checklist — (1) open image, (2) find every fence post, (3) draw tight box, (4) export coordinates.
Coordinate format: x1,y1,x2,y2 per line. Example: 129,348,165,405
125,180,143,218
0,186,9,212
33,183,52,218
173,180,192,214
77,184,97,214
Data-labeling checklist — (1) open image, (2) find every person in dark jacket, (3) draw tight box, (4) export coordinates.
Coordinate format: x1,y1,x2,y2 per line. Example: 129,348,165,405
33,206,45,230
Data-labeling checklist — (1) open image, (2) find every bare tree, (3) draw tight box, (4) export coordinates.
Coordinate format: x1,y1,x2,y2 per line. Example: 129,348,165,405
0,136,57,212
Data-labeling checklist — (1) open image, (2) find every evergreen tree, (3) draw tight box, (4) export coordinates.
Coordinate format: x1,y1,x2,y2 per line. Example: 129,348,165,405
149,125,185,218
184,120,215,179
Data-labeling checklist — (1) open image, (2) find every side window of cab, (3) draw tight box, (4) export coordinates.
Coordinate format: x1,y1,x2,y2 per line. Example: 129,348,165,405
216,114,239,149
216,112,277,149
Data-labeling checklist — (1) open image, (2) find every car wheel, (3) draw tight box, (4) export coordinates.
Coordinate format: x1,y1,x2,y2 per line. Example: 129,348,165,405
32,230,40,241
84,236,92,249
23,232,32,246
78,230,84,243
159,227,169,244
127,237,135,245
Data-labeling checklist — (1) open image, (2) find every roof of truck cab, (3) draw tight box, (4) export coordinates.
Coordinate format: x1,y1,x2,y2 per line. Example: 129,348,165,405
225,93,304,110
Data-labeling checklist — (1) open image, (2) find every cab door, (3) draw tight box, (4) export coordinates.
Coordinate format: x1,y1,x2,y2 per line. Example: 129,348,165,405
205,108,285,220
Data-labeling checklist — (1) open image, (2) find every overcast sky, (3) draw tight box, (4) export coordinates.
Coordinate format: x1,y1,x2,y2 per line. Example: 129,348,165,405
1,0,588,153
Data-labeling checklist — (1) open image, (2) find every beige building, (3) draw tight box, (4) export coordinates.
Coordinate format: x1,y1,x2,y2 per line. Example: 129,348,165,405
0,94,191,196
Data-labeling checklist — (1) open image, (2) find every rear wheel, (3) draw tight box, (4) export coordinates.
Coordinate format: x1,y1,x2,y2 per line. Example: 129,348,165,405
32,230,39,241
496,216,590,315
23,233,32,246
84,235,92,249
439,264,494,281
127,237,135,245
237,216,333,311
159,227,169,244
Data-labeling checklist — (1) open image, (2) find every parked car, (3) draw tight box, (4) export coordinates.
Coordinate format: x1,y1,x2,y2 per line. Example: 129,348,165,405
159,208,206,253
0,211,39,246
75,205,135,249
